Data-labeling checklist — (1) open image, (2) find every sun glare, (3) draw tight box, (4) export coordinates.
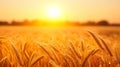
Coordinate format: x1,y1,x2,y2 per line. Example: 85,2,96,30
41,5,66,26
45,5,63,21
47,7,61,19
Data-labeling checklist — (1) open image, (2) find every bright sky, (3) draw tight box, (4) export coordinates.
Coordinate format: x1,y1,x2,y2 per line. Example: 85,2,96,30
0,0,120,23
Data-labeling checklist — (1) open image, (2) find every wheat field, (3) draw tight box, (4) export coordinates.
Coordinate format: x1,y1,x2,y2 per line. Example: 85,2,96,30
0,26,120,67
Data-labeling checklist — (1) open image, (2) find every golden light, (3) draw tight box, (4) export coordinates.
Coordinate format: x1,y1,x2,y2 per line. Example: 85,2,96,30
41,4,66,26
47,7,61,19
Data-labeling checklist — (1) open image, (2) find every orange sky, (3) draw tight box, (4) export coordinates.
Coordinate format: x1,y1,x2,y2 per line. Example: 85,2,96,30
0,0,120,23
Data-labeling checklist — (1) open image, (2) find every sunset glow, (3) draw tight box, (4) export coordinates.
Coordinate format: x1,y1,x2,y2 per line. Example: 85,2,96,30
40,5,66,26
46,6,61,20
0,0,120,23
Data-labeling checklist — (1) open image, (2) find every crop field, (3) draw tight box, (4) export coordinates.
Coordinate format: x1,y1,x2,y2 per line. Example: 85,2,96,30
0,26,120,67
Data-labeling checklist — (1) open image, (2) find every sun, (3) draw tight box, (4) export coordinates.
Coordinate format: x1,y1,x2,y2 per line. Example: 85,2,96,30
45,5,63,21
47,7,61,19
41,5,66,26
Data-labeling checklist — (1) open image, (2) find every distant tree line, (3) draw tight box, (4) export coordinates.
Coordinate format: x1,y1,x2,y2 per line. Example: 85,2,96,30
81,20,109,26
0,19,120,26
67,20,120,26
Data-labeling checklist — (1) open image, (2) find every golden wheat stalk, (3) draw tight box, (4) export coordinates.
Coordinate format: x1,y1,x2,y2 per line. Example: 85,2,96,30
91,49,99,55
64,55,76,67
51,45,65,57
52,50,60,65
62,56,70,67
51,46,75,67
114,47,120,64
10,40,24,66
28,51,36,67
50,45,60,53
39,45,55,61
88,31,105,50
24,50,29,60
69,41,81,59
100,38,113,56
81,41,84,51
68,47,78,61
0,56,7,63
81,49,96,67
49,60,60,67
30,55,44,67
22,42,27,52
51,46,71,66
